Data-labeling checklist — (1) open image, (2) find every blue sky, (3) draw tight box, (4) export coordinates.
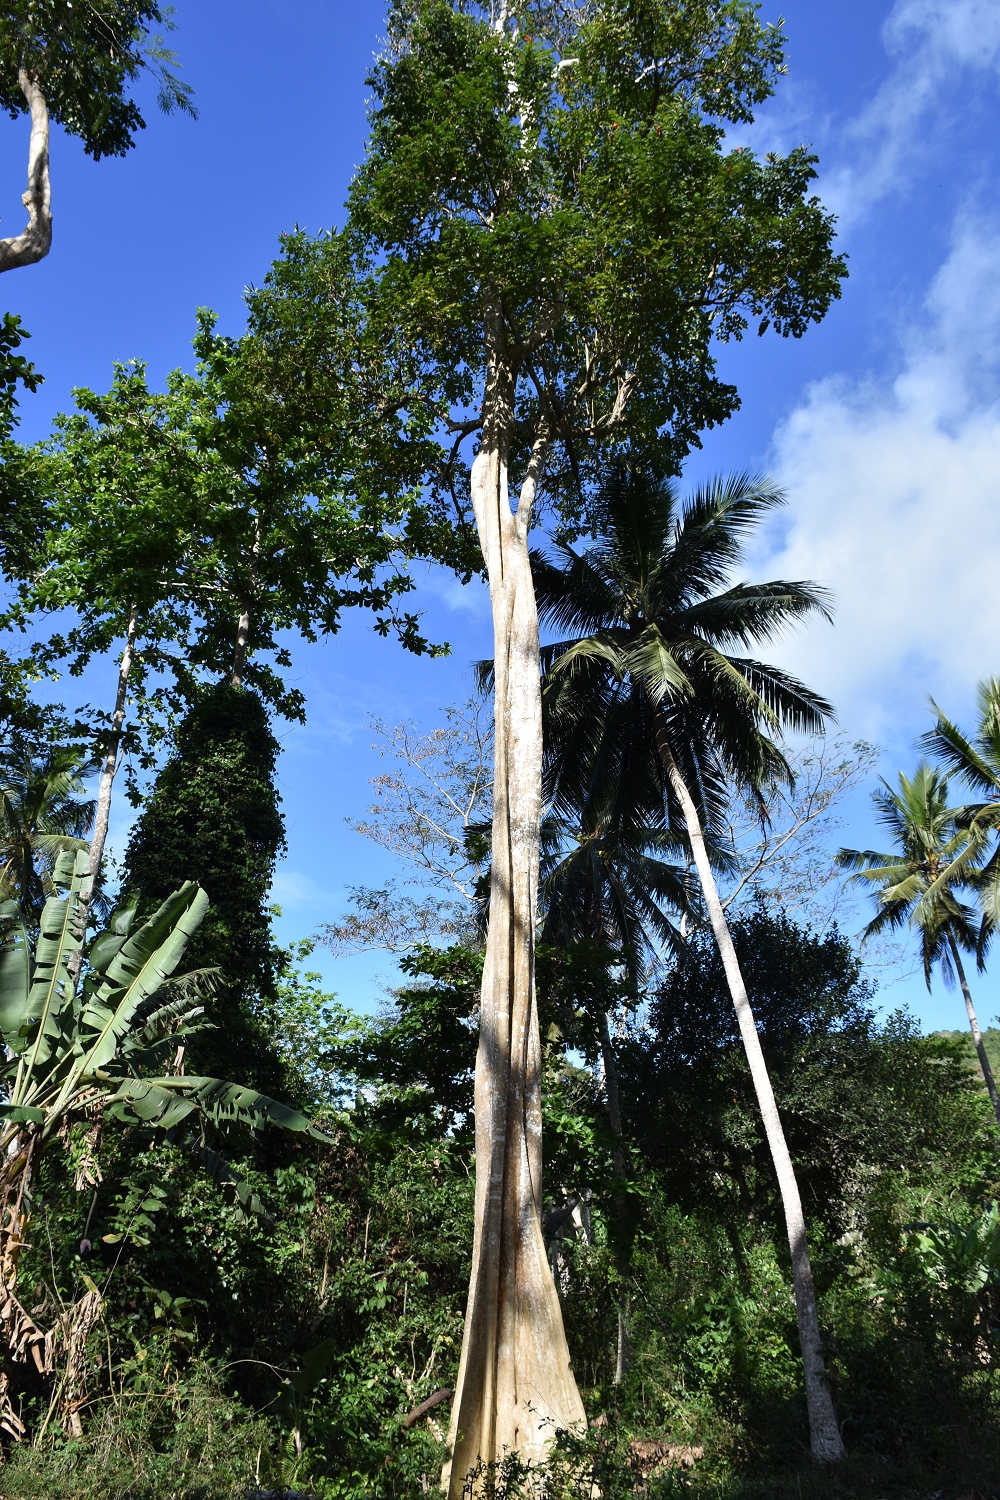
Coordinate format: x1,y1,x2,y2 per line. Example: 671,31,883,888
4,0,1000,1031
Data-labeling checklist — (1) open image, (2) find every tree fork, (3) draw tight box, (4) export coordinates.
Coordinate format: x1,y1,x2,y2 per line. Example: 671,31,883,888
656,724,844,1463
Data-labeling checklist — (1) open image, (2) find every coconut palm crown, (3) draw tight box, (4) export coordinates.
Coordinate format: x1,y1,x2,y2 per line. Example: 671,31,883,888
534,465,834,837
0,746,97,922
837,763,1000,1127
533,463,846,1461
836,764,983,987
920,675,1000,933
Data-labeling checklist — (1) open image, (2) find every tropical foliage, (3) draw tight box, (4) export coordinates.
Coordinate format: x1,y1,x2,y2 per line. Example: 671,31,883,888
1,0,1000,1494
0,847,325,1444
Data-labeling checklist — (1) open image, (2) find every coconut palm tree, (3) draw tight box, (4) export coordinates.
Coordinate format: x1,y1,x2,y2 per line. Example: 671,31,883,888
534,464,844,1461
0,746,96,922
921,676,1000,936
837,764,1000,1127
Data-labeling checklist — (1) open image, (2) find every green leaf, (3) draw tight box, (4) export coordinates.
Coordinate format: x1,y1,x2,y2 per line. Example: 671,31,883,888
290,1337,336,1396
0,1103,45,1123
87,893,141,978
105,1078,197,1132
75,883,209,1079
0,909,31,1047
22,849,89,1070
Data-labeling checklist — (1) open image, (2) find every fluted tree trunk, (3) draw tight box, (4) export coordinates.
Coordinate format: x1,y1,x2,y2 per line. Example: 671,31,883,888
444,345,585,1496
657,729,844,1463
947,928,1000,1127
0,70,51,273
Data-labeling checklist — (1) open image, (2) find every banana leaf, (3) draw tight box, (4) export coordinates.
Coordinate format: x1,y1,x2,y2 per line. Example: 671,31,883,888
21,850,89,1070
109,1074,331,1142
74,884,209,1078
86,893,140,980
105,1078,198,1132
0,902,31,1048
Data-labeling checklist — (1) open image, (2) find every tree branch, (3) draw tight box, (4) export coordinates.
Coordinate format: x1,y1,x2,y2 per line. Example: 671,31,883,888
0,71,52,274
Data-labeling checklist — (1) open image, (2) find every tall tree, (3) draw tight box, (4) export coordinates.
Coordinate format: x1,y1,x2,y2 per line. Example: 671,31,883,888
292,1,846,1479
2,317,439,936
119,682,288,1094
536,465,845,1460
837,764,1000,1129
0,1,195,272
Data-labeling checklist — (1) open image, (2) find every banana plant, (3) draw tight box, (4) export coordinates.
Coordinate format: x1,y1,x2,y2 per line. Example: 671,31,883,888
0,848,327,1438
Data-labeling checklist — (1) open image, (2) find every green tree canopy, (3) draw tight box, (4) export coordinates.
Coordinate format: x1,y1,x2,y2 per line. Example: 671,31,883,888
273,2,849,1478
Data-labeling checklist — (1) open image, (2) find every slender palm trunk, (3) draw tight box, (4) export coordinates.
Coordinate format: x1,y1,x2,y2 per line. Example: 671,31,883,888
67,612,138,979
656,728,844,1462
444,334,584,1496
946,928,1000,1127
599,1012,631,1383
89,609,138,884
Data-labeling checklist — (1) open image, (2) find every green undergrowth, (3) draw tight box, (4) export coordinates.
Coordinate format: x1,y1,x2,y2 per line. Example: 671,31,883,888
0,1363,272,1500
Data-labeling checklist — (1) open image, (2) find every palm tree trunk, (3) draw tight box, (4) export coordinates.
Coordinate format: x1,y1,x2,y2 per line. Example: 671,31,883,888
599,1011,632,1383
656,728,844,1463
443,340,584,1496
946,928,1000,1127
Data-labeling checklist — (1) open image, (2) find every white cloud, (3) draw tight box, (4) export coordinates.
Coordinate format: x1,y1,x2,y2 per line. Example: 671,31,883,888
824,0,1000,224
751,213,1000,745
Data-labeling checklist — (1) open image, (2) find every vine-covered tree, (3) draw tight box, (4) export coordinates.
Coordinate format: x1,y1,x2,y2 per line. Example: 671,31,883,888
120,683,288,1094
1,316,442,950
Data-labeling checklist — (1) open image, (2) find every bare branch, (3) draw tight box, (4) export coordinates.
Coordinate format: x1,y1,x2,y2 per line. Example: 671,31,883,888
325,703,494,954
719,736,881,935
318,882,471,957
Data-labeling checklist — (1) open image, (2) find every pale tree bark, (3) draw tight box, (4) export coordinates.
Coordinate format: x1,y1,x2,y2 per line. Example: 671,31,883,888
0,70,52,273
88,608,138,884
598,1012,631,1384
946,928,1000,1128
656,727,844,1463
231,608,251,687
443,340,585,1495
231,522,259,688
67,611,139,980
